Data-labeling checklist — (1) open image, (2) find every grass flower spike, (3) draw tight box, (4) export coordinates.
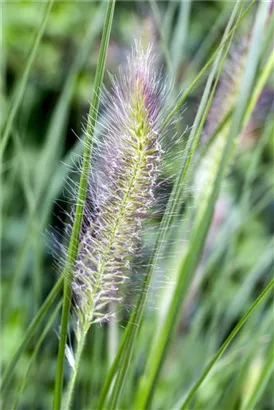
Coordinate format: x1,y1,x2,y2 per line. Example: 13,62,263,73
63,43,167,408
73,43,165,330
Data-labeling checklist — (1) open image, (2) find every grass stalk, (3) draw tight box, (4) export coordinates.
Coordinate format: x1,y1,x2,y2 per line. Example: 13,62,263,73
132,1,268,408
3,2,272,409
63,327,89,410
6,7,105,317
52,2,116,409
98,3,254,408
96,329,128,410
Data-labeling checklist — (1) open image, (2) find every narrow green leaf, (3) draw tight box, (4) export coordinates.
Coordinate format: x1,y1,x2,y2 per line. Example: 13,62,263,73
53,2,116,409
171,0,191,76
34,3,106,198
243,47,274,127
1,0,54,156
242,336,274,410
162,0,255,129
180,279,274,409
106,2,246,410
1,276,63,392
163,1,177,44
4,3,106,318
97,4,256,410
9,303,61,410
183,5,232,81
149,0,174,77
96,329,128,410
132,2,268,408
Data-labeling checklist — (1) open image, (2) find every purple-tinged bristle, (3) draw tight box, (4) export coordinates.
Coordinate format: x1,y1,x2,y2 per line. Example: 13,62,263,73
62,43,169,328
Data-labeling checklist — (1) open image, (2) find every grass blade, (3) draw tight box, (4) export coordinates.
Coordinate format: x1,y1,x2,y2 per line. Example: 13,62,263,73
1,276,63,392
242,336,274,410
6,6,105,305
131,1,268,408
52,2,116,408
171,0,191,76
1,0,54,156
162,0,255,129
9,302,61,410
180,279,274,409
105,2,247,410
149,0,173,77
243,47,274,127
34,3,106,197
96,4,256,409
1,126,104,390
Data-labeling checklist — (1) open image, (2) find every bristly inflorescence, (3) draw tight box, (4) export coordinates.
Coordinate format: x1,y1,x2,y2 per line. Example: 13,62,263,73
69,43,168,332
194,26,273,221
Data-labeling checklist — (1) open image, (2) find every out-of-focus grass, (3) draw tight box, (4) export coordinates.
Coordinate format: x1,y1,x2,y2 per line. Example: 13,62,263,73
1,1,273,409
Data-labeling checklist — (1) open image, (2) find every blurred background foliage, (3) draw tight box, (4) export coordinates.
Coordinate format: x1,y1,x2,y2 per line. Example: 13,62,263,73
1,1,274,409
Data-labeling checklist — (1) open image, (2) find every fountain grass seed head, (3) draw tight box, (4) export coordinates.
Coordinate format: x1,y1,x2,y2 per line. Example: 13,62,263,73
63,43,169,335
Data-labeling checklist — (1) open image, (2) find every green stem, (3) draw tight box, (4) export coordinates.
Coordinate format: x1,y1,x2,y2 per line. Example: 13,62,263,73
63,327,88,410
109,3,242,408
52,2,115,409
96,328,128,410
243,47,274,127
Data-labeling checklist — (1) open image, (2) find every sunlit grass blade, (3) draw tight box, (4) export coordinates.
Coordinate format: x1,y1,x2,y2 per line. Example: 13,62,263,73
243,47,274,127
161,0,271,406
180,279,274,409
105,2,247,410
0,0,54,156
52,1,116,408
96,3,256,409
131,2,269,408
